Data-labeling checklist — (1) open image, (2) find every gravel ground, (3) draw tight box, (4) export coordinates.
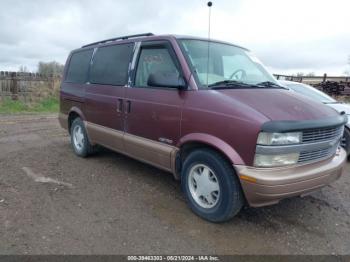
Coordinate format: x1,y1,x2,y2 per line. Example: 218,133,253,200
0,114,349,255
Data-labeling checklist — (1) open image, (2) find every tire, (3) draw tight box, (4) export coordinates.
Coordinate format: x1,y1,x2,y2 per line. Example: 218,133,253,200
342,127,350,160
181,148,244,222
70,118,95,157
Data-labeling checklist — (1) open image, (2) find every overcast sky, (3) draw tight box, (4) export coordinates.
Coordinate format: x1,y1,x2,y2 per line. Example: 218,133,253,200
0,0,349,75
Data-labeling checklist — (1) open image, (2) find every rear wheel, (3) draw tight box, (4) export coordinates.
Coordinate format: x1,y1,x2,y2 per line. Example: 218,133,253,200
70,118,95,157
181,149,244,222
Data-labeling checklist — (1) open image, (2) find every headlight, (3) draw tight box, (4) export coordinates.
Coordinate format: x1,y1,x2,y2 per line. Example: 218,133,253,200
254,153,300,167
257,132,302,145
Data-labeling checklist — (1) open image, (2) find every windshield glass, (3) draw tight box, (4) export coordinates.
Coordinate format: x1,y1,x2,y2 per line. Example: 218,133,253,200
179,39,279,89
286,83,336,103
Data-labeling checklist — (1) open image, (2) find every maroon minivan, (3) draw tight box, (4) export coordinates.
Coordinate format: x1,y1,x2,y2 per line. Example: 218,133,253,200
59,33,347,222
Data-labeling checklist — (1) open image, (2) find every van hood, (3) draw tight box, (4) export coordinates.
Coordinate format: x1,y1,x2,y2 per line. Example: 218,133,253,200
218,88,339,121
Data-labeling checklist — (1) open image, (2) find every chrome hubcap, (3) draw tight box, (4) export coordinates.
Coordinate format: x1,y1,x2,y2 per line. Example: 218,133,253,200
73,125,84,151
188,164,220,209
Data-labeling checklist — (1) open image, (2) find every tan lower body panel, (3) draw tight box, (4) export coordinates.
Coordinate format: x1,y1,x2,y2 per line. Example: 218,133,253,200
235,148,347,207
124,133,178,172
85,121,178,174
86,122,124,153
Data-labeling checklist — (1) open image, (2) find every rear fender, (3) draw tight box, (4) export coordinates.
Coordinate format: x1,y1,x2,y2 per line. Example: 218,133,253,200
68,106,86,121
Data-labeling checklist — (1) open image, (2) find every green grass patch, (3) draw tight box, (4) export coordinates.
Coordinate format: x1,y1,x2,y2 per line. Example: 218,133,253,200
31,97,59,112
0,97,59,114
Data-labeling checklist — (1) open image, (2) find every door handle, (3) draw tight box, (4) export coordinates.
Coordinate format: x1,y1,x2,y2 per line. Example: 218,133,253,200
126,100,131,113
117,98,123,112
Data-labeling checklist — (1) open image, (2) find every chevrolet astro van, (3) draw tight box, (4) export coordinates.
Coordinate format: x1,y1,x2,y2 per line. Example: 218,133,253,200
59,33,347,222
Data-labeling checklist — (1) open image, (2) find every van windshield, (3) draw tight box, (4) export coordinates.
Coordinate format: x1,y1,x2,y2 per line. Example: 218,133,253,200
179,39,279,89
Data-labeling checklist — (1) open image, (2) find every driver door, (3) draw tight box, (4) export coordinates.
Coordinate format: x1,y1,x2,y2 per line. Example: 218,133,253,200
124,41,186,171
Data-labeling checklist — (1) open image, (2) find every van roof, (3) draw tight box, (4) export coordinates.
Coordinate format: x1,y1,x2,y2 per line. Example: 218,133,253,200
78,33,248,51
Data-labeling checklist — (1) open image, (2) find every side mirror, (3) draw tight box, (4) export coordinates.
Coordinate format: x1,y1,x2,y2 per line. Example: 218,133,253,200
147,71,186,89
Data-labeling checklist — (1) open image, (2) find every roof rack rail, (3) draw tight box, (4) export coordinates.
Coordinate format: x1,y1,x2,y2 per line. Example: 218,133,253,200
82,33,154,48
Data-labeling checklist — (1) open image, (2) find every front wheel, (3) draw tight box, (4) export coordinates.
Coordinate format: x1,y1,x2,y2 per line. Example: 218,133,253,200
341,127,350,160
181,149,244,222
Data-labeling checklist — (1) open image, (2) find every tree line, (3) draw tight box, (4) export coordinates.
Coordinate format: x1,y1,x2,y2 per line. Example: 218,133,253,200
19,61,64,76
17,55,350,77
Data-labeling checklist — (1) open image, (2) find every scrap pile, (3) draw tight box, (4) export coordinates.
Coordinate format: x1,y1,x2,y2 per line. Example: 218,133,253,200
314,81,350,96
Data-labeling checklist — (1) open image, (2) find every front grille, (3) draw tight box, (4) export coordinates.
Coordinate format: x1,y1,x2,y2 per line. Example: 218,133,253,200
302,126,344,143
298,145,337,164
298,125,343,164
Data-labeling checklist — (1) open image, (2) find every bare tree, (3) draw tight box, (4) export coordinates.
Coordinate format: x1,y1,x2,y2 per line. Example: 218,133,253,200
37,61,64,76
306,72,315,77
296,72,305,77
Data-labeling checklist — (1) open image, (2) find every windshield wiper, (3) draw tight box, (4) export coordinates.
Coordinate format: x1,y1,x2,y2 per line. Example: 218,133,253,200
209,80,286,90
255,81,285,89
209,80,256,89
323,101,340,104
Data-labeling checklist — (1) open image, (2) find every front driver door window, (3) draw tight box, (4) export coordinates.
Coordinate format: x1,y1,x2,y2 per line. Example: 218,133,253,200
135,47,179,88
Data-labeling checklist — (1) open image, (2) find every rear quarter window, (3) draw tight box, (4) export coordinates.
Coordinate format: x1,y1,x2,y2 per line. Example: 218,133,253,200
65,49,93,84
89,44,134,86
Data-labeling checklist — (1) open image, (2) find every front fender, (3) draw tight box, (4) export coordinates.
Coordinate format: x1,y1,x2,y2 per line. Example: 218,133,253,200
178,133,245,165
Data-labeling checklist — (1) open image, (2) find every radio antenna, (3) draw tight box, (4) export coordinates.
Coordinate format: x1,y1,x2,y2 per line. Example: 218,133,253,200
206,1,212,87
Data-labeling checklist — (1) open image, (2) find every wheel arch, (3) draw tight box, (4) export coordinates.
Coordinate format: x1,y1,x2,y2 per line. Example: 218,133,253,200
174,133,245,180
67,106,86,134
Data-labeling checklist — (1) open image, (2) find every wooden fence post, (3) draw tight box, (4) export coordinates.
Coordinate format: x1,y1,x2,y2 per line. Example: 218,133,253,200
10,72,18,100
50,75,54,90
323,73,327,83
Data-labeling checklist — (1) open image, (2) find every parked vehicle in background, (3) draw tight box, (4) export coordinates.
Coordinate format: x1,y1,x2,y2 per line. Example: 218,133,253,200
59,33,347,222
280,80,350,157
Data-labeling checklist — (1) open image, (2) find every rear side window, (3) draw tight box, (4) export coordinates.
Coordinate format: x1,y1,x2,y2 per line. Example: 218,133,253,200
89,44,134,86
65,49,93,83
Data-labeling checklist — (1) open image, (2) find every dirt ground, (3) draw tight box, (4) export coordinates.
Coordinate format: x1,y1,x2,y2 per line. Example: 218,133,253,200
0,114,349,255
